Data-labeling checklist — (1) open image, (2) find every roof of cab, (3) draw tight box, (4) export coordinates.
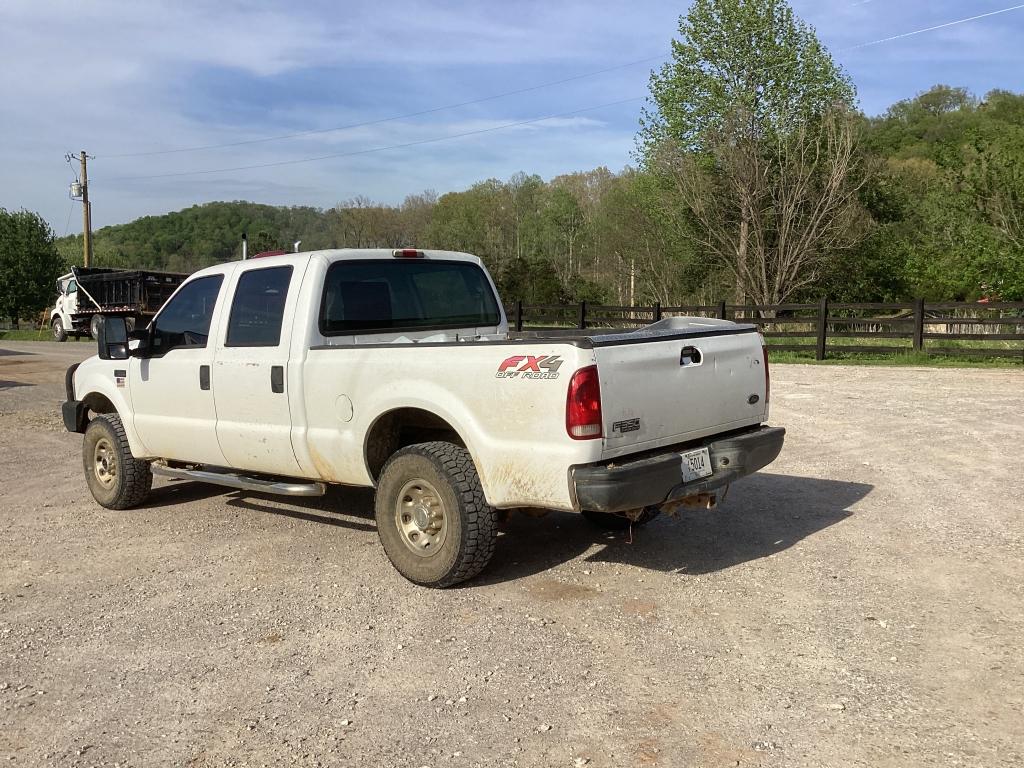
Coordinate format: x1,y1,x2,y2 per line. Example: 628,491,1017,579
310,248,482,265
187,248,483,280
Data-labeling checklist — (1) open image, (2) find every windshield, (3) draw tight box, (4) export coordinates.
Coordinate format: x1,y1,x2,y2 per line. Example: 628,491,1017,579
319,259,501,335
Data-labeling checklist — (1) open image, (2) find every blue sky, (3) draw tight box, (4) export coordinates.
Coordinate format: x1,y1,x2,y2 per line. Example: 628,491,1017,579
2,0,1023,232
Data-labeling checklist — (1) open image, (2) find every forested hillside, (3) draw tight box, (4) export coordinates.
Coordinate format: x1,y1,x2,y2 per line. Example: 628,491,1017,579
56,86,1024,305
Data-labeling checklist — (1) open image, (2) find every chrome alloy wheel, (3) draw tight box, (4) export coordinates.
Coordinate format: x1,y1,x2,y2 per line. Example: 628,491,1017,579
394,478,448,557
93,437,118,490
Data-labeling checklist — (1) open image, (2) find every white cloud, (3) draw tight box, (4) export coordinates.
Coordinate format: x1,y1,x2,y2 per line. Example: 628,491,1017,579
2,0,1023,230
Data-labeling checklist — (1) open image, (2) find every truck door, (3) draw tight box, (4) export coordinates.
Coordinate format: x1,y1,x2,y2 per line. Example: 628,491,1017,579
129,273,229,465
64,279,79,315
212,262,304,476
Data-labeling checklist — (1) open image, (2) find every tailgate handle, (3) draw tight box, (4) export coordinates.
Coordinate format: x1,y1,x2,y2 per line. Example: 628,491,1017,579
680,346,702,366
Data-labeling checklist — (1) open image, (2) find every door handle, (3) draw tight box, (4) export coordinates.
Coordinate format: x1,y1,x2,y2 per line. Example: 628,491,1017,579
271,365,284,394
199,365,210,390
680,346,702,366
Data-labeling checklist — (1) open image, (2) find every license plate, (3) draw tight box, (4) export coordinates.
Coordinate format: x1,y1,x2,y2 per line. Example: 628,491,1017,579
680,447,713,482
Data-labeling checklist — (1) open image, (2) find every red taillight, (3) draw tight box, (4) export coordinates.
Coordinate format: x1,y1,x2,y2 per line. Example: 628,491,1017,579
393,248,424,258
762,344,771,408
566,365,603,440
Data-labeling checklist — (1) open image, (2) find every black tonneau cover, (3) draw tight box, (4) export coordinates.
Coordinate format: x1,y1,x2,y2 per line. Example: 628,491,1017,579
511,317,758,348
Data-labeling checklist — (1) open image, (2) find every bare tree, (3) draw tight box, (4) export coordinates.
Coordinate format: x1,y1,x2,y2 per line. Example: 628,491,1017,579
658,108,866,308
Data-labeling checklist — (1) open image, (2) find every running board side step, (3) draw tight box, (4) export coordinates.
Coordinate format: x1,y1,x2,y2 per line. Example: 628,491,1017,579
152,464,326,497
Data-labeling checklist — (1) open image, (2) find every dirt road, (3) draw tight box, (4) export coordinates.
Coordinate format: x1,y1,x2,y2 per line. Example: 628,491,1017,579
1,341,1022,767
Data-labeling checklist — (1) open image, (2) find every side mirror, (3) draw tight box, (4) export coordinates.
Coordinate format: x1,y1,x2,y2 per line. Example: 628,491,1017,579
128,326,151,357
96,316,129,360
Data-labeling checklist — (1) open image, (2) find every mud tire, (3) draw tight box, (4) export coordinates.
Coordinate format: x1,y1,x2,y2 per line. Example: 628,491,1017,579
82,414,153,510
375,442,498,588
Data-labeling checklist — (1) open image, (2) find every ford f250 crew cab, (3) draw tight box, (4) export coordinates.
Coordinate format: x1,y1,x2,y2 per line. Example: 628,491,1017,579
62,249,784,587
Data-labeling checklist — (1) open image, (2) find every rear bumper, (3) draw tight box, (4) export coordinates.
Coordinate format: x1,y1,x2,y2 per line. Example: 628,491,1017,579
571,425,785,513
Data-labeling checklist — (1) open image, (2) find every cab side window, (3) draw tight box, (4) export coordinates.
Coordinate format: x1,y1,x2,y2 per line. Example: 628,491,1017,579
66,280,77,295
225,266,293,347
149,275,224,355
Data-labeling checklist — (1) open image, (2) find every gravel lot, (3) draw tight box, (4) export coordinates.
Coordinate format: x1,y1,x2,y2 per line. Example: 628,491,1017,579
1,340,1022,767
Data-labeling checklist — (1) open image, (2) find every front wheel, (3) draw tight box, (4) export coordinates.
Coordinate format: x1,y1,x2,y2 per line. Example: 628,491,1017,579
375,442,498,588
83,414,153,509
52,317,67,342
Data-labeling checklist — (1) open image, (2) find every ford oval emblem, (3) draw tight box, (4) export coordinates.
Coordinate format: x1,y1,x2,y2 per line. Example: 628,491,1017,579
748,394,760,404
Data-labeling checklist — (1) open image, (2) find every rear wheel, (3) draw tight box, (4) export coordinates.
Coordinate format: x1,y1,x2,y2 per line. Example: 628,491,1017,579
581,506,661,530
83,414,152,509
89,314,103,339
52,317,67,342
375,442,498,588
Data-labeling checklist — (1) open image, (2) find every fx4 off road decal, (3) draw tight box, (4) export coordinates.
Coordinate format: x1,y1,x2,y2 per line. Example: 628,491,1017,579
496,355,564,380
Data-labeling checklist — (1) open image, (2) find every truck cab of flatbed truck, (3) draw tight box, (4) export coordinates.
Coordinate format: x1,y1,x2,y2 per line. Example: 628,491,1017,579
62,248,784,587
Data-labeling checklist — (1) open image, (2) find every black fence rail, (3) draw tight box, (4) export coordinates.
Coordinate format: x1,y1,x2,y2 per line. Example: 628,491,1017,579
505,299,1024,363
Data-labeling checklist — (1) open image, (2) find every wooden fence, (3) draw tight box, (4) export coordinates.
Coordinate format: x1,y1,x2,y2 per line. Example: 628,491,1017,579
505,299,1024,363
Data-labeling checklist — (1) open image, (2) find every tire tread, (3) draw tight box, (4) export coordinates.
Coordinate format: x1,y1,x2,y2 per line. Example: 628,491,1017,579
378,441,497,587
86,414,152,509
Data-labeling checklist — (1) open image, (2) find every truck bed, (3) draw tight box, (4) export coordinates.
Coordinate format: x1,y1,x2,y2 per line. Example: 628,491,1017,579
73,267,186,313
511,318,768,459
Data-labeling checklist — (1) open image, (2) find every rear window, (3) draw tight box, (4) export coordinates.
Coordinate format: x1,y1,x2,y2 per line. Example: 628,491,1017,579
319,259,501,335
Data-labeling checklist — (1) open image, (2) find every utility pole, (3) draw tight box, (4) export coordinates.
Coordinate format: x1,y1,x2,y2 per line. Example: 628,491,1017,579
80,151,92,268
68,151,93,267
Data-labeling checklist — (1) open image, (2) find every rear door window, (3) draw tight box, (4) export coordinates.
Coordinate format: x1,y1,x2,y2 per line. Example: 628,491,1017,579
226,266,294,347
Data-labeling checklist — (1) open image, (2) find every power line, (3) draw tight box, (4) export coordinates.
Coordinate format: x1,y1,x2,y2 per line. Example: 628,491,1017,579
98,54,667,159
97,97,645,182
62,200,75,237
843,3,1024,51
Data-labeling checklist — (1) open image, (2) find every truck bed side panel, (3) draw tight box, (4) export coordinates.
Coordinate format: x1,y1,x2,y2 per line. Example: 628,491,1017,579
299,343,600,511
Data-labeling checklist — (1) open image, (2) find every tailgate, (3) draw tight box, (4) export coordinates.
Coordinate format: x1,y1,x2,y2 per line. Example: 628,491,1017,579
593,319,767,459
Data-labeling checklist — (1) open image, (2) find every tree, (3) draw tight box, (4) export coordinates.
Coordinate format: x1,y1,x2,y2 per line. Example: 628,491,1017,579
859,87,1024,300
639,0,864,306
543,187,586,284
0,209,65,326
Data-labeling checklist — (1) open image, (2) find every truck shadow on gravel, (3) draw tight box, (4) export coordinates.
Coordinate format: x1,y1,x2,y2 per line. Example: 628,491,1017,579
479,474,872,584
143,479,378,532
141,474,869,583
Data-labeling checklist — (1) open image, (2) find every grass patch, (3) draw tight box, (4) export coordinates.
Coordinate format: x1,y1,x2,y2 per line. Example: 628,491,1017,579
0,329,90,342
768,348,1022,369
765,334,1023,367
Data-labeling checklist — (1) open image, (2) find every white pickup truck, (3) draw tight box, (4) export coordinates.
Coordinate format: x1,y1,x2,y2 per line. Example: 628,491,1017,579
62,249,784,587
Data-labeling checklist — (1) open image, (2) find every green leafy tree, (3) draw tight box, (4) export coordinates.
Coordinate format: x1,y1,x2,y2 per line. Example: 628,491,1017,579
860,86,1024,300
639,0,853,154
543,187,586,283
0,209,64,326
640,0,864,306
